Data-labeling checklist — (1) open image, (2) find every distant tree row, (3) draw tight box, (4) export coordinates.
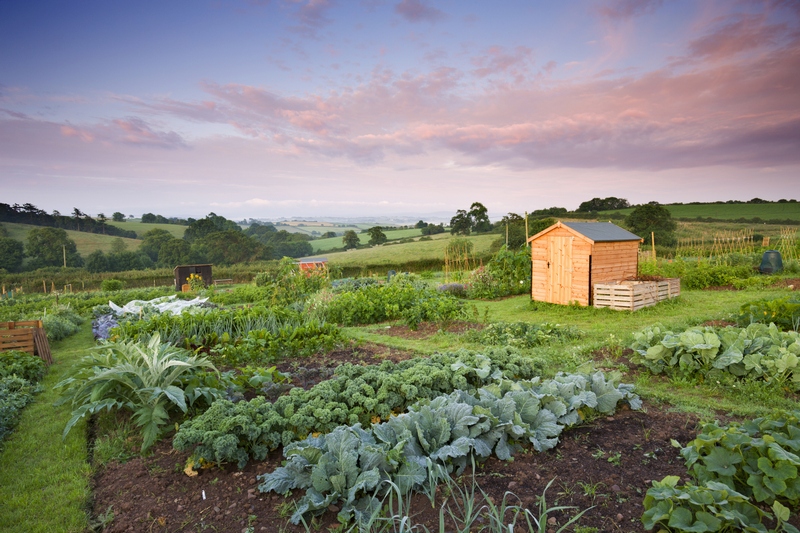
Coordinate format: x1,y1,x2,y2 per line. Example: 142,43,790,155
140,213,193,225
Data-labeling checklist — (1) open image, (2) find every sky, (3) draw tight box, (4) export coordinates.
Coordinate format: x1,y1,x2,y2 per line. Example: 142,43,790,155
1,0,799,221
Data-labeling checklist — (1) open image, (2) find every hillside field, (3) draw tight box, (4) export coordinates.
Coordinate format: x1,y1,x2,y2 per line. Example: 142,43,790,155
105,220,187,239
2,222,141,255
310,227,424,252
601,202,800,221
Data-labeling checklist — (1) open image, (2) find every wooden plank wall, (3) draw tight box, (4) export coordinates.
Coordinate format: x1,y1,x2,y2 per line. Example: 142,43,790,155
531,228,592,305
591,241,639,284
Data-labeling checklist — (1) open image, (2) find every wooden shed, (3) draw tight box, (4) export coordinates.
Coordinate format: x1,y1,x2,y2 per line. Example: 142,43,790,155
173,264,213,291
527,222,642,306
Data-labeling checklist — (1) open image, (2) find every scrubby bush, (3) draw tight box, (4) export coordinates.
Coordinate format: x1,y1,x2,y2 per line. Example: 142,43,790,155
0,350,46,382
100,279,125,292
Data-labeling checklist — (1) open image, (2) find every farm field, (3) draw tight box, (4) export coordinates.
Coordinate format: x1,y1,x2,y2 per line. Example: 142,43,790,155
105,220,187,239
2,222,141,255
310,227,425,252
601,202,800,221
1,267,799,532
320,232,497,268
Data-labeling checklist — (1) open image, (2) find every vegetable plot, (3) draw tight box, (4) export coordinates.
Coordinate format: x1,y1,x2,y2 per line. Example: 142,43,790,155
259,371,641,525
630,323,800,389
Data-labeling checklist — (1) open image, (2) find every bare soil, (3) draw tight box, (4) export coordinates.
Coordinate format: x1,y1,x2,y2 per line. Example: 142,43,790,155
89,337,799,533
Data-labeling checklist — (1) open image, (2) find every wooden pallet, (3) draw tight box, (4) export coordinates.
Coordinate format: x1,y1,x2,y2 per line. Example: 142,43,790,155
0,320,52,365
593,279,680,311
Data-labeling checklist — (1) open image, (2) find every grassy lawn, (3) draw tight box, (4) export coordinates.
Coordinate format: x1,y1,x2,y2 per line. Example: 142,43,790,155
0,326,94,533
3,222,141,255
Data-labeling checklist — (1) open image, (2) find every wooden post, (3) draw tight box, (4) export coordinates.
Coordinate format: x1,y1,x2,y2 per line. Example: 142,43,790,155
43,280,47,293
651,232,656,261
63,244,67,268
505,224,509,246
524,211,529,242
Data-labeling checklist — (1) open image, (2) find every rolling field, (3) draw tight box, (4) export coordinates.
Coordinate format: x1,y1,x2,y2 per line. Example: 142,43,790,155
3,222,141,255
319,232,498,268
105,220,187,238
601,202,800,221
310,227,424,252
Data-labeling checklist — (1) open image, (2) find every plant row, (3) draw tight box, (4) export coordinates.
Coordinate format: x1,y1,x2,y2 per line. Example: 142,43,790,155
630,323,800,390
55,334,287,451
311,274,467,329
643,410,800,532
173,348,544,467
258,371,641,525
739,296,800,332
465,321,582,348
0,351,47,447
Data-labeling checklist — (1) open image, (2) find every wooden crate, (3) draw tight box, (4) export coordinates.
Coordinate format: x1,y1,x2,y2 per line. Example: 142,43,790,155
0,320,52,365
593,278,680,311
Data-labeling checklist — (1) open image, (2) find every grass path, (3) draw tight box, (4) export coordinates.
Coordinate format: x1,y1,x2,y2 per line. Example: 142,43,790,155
0,326,94,533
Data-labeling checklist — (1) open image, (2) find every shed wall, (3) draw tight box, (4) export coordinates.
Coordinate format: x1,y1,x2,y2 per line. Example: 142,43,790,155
590,241,639,285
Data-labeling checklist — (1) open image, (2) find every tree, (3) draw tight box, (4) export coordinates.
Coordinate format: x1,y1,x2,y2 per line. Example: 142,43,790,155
112,212,125,222
626,202,677,247
110,238,127,254
450,210,472,236
576,197,630,212
0,237,24,272
342,230,360,250
183,213,241,243
141,213,157,223
86,250,110,273
367,226,387,246
500,213,526,249
320,231,337,239
415,220,428,229
421,223,445,235
469,202,492,233
140,229,175,262
25,227,82,267
97,213,107,233
157,239,191,267
194,230,268,265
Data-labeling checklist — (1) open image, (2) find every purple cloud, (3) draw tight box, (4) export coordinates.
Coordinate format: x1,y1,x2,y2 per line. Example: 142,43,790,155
394,0,445,23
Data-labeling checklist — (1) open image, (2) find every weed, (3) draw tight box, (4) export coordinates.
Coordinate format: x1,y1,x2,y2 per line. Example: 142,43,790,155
607,452,621,466
276,501,295,519
591,448,605,460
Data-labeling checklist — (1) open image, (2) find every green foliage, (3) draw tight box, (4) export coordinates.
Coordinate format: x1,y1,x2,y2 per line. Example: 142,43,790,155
101,279,125,292
253,257,330,305
450,210,472,236
342,230,360,250
367,226,387,246
55,334,219,451
638,257,760,289
0,376,43,445
0,236,24,272
42,305,85,341
0,350,46,382
644,411,800,532
466,322,582,348
679,411,800,506
626,202,677,247
631,323,800,390
173,348,545,468
25,226,83,268
738,296,800,332
320,274,466,329
467,245,531,299
577,197,630,213
257,370,640,525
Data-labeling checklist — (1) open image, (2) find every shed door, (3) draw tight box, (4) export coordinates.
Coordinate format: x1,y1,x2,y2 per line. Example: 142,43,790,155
546,236,573,305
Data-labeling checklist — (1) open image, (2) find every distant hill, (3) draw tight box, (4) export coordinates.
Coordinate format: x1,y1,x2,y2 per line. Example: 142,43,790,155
600,202,800,222
2,222,141,255
105,220,186,239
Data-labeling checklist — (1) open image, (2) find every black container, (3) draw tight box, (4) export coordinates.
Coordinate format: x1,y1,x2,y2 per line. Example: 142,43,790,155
759,250,783,274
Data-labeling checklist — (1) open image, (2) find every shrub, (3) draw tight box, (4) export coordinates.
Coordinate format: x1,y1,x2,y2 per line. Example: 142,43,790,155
101,279,125,292
466,322,582,348
437,282,468,298
737,296,800,331
0,376,42,444
467,246,530,299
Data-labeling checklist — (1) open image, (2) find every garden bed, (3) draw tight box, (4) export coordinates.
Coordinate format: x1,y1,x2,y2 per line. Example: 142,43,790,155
91,403,705,533
593,278,680,311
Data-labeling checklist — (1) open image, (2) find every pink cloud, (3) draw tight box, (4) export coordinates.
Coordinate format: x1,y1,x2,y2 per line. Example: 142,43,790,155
595,0,663,21
471,45,533,79
686,13,785,61
394,0,445,23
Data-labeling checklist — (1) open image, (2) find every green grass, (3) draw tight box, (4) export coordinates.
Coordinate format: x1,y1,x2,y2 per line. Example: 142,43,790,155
0,326,94,533
601,202,800,221
322,233,498,268
3,222,141,255
105,220,186,239
310,228,425,252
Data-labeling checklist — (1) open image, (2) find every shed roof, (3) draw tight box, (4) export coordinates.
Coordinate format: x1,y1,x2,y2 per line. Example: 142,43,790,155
527,221,641,244
297,257,328,263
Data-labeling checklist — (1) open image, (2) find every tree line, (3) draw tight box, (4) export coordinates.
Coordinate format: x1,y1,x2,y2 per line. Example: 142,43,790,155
0,203,137,239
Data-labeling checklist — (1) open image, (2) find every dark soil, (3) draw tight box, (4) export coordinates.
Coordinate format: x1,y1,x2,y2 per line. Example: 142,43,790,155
773,278,800,290
89,336,800,533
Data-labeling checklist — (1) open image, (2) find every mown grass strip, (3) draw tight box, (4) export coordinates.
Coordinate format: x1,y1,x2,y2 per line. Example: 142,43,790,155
0,325,94,533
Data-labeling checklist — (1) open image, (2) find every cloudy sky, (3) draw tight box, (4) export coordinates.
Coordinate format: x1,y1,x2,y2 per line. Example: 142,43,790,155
1,0,798,220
